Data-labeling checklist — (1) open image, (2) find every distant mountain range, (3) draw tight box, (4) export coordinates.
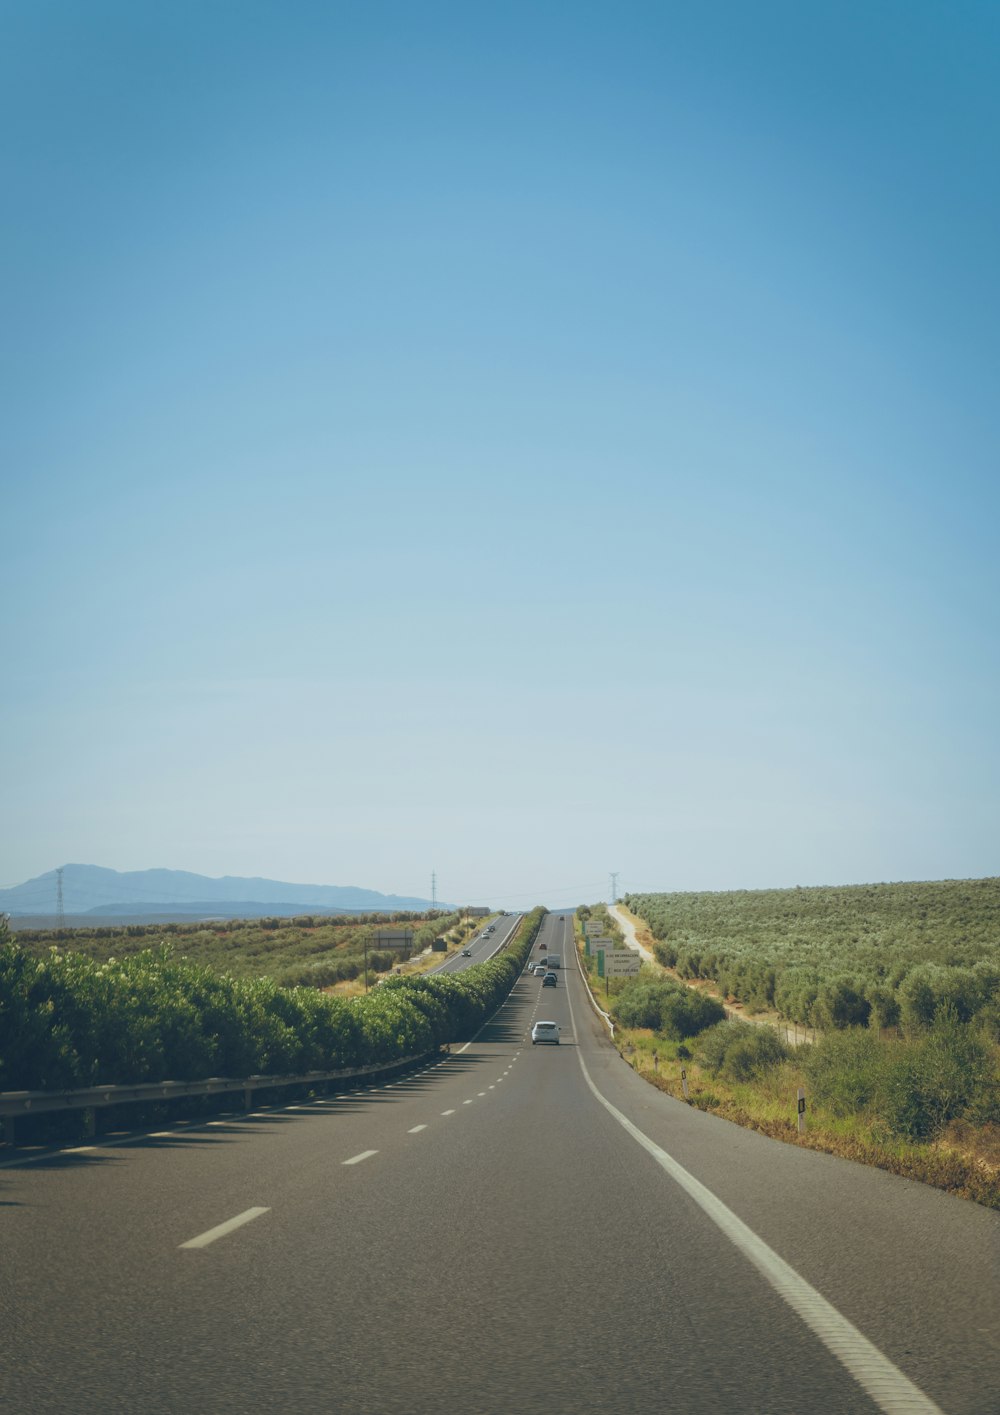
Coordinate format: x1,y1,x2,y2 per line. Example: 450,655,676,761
0,865,446,921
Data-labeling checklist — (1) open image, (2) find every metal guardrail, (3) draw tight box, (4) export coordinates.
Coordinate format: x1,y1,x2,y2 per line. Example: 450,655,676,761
0,1050,438,1145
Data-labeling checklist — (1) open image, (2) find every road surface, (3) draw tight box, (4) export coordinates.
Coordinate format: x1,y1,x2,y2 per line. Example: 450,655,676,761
2,912,997,1413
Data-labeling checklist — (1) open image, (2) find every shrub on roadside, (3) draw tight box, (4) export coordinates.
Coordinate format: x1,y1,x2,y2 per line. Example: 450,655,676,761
652,940,678,968
803,1026,884,1116
804,1012,999,1140
810,977,871,1030
613,977,725,1040
697,1019,791,1081
877,1013,998,1139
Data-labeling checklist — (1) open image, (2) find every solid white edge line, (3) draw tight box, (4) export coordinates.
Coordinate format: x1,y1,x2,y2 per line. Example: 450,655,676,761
564,970,944,1415
180,1207,270,1250
342,1149,378,1165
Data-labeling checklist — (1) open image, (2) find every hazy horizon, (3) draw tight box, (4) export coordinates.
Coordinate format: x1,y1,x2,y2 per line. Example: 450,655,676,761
4,3,997,904
4,861,997,917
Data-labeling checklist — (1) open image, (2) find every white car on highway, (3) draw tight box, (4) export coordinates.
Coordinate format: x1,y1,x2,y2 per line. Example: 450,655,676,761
531,1021,560,1045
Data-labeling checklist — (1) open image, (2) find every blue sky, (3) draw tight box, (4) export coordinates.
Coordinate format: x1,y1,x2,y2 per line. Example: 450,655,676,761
3,1,998,907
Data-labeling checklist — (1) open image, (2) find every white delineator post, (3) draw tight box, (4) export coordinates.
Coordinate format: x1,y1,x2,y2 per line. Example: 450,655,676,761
797,1087,806,1134
681,1067,689,1100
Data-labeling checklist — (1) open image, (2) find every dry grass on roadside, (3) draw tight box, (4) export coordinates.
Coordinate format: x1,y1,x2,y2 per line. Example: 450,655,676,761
610,1021,1000,1209
327,977,368,998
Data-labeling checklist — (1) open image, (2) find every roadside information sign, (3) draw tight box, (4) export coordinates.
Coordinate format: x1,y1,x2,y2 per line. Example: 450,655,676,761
374,931,413,949
603,950,641,977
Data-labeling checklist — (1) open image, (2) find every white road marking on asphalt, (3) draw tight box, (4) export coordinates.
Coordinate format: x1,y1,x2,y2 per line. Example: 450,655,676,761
408,1125,428,1134
342,1150,378,1165
0,1129,183,1169
180,1207,270,1249
463,1100,473,1105
478,1091,486,1096
1,1069,412,1169
565,983,945,1415
441,1109,456,1116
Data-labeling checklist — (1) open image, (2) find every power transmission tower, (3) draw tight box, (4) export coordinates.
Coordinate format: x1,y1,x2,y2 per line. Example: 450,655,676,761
56,866,65,924
609,872,619,905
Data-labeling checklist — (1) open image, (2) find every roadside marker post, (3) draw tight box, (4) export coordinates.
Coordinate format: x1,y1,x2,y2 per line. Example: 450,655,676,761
797,1087,807,1134
681,1068,689,1100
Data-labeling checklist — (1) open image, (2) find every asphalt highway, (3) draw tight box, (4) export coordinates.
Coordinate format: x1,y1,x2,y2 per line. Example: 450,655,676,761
2,912,998,1414
429,912,520,974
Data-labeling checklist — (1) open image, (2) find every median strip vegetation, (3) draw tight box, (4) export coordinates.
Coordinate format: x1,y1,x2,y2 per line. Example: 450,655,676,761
573,900,1000,1208
0,909,546,1144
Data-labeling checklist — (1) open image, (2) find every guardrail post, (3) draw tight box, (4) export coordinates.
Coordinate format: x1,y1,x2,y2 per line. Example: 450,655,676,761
83,1109,96,1139
244,1086,254,1113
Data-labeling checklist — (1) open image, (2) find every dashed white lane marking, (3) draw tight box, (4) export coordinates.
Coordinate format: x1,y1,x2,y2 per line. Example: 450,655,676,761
408,1125,428,1134
342,1150,378,1166
489,1085,496,1089
463,1100,473,1106
180,1207,270,1250
441,1109,456,1116
566,983,944,1415
478,1091,486,1096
